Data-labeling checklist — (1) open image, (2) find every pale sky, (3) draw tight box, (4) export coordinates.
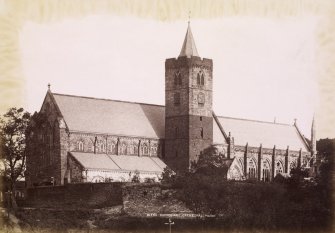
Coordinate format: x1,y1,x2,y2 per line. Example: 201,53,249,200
19,14,318,139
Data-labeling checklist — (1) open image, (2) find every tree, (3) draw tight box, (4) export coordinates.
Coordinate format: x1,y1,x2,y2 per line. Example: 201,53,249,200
191,146,229,179
131,170,140,183
0,107,31,192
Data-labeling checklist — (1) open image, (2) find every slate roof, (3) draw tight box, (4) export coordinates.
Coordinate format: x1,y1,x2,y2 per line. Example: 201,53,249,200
69,152,120,170
70,152,166,173
51,92,309,152
53,93,165,139
215,116,309,152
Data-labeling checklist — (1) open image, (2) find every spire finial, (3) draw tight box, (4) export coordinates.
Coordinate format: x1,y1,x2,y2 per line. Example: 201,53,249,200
188,10,191,24
178,14,199,58
48,83,51,91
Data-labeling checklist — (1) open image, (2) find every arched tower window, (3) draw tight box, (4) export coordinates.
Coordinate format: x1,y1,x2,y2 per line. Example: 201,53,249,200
200,127,204,139
197,70,205,86
174,93,180,106
197,93,205,107
201,73,205,85
174,71,182,86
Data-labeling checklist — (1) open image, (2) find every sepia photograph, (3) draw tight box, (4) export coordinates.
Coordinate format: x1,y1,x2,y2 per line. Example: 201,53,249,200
0,1,334,233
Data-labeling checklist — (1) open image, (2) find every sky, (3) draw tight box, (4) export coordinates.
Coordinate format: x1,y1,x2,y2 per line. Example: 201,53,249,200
1,0,334,141
19,14,318,139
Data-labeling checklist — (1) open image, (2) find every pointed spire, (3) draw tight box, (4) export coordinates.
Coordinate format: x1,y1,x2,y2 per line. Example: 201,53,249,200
179,22,199,58
311,115,317,157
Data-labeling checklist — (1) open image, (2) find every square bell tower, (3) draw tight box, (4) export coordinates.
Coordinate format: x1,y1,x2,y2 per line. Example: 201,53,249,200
164,23,213,172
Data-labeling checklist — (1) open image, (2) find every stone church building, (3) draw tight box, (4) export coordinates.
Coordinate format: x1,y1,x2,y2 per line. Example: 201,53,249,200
26,23,316,186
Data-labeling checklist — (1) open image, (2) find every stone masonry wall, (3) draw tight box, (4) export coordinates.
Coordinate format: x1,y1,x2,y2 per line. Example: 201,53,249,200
26,183,123,209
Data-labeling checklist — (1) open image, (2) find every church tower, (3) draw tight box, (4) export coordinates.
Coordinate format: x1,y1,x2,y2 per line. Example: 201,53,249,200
164,23,213,172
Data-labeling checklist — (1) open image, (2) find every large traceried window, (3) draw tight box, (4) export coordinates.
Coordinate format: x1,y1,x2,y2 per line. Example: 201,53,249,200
290,160,297,170
262,160,271,182
248,159,257,179
275,161,284,175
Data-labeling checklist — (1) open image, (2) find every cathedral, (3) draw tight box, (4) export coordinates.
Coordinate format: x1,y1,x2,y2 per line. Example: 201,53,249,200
26,23,316,186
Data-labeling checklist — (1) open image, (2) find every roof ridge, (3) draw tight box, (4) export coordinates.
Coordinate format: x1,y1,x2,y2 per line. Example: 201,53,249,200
52,92,165,108
216,115,292,126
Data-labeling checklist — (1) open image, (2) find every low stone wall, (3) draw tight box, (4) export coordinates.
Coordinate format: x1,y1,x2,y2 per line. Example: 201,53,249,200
25,182,192,216
26,182,123,209
122,183,191,216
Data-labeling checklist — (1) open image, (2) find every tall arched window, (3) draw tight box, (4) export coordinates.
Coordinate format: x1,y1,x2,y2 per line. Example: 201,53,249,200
151,147,157,156
200,127,204,139
88,140,94,152
128,144,133,154
197,71,204,86
174,71,182,85
174,93,180,106
77,141,84,151
262,160,271,182
100,143,105,153
120,142,127,155
200,73,205,85
110,143,116,154
248,159,256,179
141,145,149,155
133,144,138,155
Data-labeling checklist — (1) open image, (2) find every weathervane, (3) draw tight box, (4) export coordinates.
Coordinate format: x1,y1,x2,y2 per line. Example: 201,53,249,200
188,10,191,24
